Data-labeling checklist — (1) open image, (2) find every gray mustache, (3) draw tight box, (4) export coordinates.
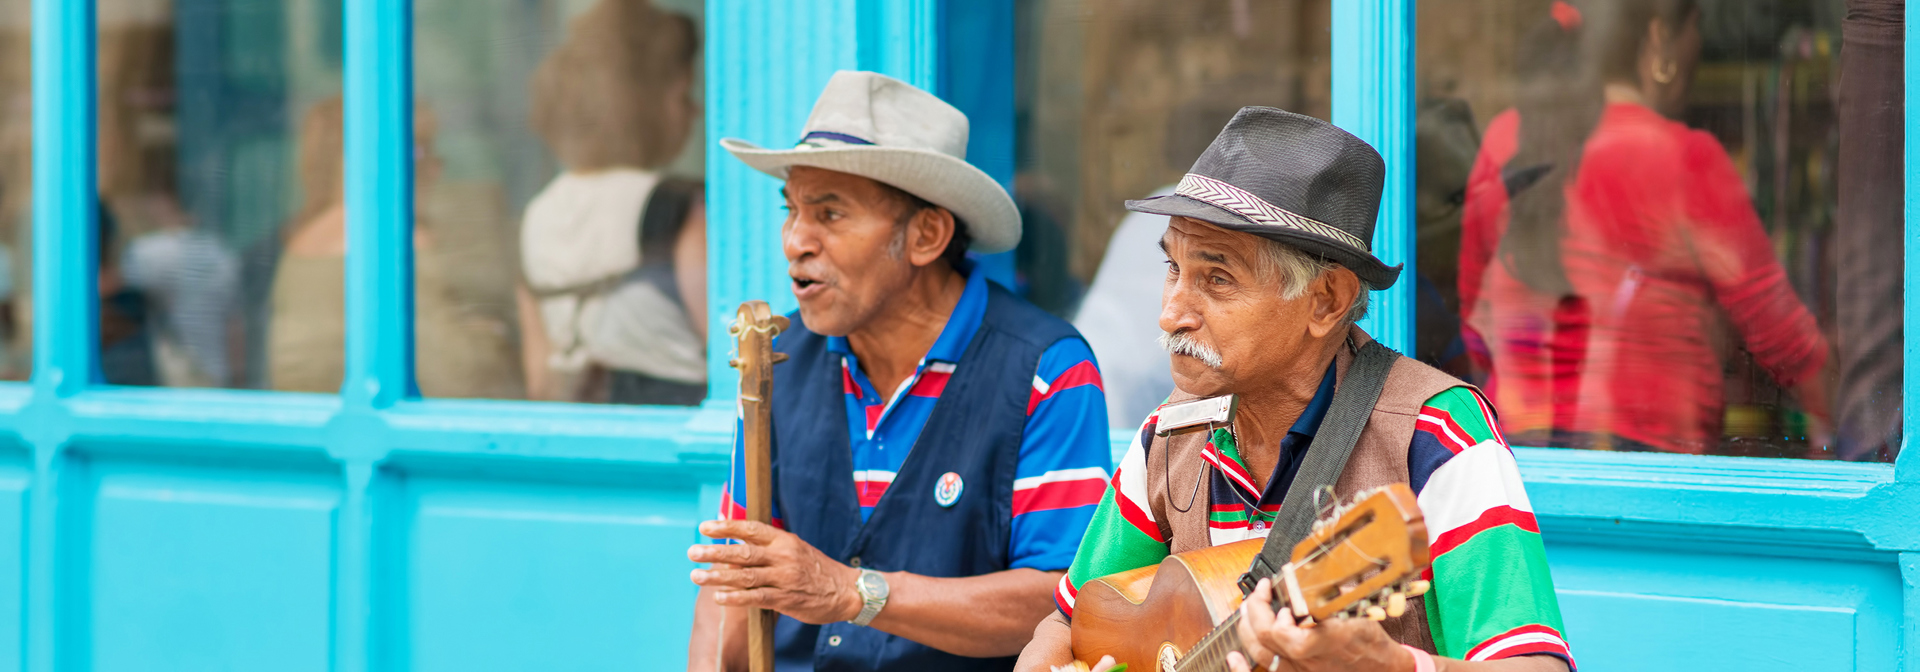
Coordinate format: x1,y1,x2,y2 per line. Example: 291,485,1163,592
1158,331,1223,370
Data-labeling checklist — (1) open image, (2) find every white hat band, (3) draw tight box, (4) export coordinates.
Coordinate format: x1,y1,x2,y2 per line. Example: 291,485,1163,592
1174,173,1370,252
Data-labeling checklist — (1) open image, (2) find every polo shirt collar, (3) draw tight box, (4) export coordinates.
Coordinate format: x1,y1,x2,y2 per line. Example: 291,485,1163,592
1289,361,1339,439
825,263,988,365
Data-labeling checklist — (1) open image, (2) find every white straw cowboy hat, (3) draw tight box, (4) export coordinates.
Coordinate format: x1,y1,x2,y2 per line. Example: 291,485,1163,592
721,70,1022,254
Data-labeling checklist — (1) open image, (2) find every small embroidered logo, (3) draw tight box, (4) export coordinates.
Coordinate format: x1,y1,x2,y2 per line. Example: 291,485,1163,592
934,472,964,507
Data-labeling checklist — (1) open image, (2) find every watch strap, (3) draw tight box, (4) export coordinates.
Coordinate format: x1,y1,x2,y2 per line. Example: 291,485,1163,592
851,569,886,627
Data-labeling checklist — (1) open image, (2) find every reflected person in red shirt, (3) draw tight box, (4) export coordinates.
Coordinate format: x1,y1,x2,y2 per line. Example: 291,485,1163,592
1459,0,1831,454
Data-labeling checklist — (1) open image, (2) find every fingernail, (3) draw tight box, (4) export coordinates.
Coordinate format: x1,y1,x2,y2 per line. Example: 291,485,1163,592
690,569,707,582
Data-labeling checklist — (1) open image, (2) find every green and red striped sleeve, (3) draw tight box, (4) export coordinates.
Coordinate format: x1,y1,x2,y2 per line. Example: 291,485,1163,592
1055,414,1169,618
1414,387,1574,668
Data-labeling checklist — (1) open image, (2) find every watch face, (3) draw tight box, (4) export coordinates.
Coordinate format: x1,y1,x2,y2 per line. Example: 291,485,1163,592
859,571,889,600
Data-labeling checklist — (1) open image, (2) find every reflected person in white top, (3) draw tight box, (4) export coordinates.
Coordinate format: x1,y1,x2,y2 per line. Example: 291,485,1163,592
1073,185,1177,428
515,0,707,404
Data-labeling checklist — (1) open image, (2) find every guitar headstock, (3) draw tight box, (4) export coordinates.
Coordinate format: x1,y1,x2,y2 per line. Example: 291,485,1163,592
728,301,790,388
1277,483,1431,624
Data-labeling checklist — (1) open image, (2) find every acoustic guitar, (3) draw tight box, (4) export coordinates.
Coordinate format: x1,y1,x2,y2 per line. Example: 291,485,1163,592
1068,483,1431,672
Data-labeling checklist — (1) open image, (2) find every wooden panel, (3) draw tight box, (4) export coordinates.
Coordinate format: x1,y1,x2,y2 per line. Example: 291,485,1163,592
1548,543,1900,671
0,444,27,672
84,457,340,672
1560,590,1855,670
400,474,705,671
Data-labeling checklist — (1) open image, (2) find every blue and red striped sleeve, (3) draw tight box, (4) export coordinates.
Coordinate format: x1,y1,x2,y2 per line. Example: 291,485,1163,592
713,417,786,543
1009,337,1113,571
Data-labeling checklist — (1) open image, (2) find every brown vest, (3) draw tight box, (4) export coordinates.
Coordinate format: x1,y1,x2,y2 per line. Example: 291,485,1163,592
1143,330,1471,653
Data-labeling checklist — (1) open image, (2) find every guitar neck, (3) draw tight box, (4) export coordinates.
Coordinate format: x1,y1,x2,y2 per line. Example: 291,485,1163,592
1175,611,1250,672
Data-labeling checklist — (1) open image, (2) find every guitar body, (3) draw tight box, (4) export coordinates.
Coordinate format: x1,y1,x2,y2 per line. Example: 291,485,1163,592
1070,538,1263,672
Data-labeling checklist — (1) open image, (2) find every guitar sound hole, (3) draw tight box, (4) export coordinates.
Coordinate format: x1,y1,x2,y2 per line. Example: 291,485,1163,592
1158,642,1179,672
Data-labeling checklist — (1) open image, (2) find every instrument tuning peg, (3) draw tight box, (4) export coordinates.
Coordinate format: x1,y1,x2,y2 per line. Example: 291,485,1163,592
1366,606,1387,621
770,353,790,364
771,315,792,331
1387,592,1407,618
727,323,742,336
1407,580,1431,597
728,358,742,369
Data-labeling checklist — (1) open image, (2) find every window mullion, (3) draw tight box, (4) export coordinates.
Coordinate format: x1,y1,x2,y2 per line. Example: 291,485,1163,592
342,0,416,409
30,0,97,397
1332,0,1416,355
1899,5,1920,480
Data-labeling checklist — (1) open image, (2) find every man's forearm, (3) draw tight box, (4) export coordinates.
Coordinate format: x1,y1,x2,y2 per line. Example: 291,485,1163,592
865,568,1062,658
687,587,747,672
1013,610,1075,671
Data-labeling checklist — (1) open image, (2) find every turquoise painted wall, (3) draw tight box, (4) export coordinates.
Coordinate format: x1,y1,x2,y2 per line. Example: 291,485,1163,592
8,0,1917,670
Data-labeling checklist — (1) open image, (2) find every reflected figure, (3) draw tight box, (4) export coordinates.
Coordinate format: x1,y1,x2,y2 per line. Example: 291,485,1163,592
1072,185,1175,428
1834,0,1905,461
267,96,521,397
121,194,239,388
516,0,705,405
1413,98,1481,379
99,202,157,387
1459,0,1831,454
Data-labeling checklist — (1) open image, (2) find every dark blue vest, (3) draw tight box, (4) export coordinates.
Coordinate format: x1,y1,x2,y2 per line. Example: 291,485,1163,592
768,283,1078,672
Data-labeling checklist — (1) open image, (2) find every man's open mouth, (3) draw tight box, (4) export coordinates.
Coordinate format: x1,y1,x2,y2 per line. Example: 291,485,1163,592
791,274,826,292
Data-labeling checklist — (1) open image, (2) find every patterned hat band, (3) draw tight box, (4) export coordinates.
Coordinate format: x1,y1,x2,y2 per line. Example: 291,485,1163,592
1173,173,1371,253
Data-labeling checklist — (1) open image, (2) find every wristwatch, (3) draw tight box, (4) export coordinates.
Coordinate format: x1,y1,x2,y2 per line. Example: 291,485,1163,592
850,569,890,627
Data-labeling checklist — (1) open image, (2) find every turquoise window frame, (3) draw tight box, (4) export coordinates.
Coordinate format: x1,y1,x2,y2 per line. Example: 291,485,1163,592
13,0,1920,668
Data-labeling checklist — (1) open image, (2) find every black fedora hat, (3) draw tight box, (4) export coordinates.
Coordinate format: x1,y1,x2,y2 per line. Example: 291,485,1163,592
1127,107,1401,289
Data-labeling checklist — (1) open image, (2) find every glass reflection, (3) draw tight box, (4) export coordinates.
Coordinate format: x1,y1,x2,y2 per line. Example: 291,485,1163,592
98,0,341,390
414,0,705,403
1419,0,1900,460
1021,0,1333,427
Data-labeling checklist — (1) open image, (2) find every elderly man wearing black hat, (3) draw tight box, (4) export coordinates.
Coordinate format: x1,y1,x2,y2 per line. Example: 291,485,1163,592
685,72,1115,672
1017,108,1572,672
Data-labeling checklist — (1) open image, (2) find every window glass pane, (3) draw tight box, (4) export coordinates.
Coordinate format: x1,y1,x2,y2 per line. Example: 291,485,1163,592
1416,0,1901,461
1019,0,1332,428
0,1,24,382
413,0,704,403
98,0,339,390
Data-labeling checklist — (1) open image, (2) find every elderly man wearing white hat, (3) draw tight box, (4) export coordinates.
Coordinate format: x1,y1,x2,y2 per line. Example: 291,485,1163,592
686,72,1115,672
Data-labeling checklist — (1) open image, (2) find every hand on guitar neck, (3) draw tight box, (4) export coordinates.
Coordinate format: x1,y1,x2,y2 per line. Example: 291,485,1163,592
1220,576,1414,672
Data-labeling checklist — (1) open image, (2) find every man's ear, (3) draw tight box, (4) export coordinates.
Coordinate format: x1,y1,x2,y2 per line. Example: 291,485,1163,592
1305,267,1362,339
905,206,956,268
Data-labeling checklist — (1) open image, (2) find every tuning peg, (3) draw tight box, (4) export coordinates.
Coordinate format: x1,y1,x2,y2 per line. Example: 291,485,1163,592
728,323,742,336
1387,592,1407,617
770,353,790,364
1366,606,1387,621
1407,580,1431,597
728,358,742,369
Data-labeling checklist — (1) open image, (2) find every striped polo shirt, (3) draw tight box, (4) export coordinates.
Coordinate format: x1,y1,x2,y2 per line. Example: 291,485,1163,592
723,268,1113,571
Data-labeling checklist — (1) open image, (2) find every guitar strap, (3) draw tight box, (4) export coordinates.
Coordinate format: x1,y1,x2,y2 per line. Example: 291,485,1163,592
1239,338,1398,596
